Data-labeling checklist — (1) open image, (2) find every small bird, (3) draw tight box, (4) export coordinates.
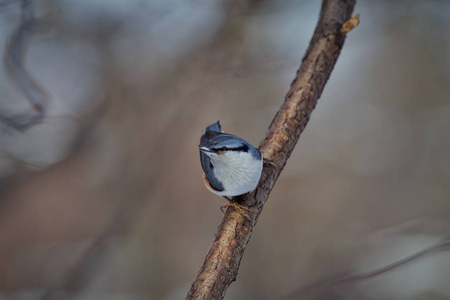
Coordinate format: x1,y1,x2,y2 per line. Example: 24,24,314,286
199,121,263,216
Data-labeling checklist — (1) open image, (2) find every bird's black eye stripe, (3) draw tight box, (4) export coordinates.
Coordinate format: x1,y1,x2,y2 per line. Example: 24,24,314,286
212,144,249,152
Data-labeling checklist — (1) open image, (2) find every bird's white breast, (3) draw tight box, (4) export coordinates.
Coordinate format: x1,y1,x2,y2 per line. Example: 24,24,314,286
210,151,263,196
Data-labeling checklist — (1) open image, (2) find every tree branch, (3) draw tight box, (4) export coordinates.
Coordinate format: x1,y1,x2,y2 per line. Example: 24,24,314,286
186,1,357,299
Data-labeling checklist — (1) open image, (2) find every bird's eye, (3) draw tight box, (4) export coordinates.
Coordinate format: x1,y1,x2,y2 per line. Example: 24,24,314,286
213,145,249,152
213,147,227,152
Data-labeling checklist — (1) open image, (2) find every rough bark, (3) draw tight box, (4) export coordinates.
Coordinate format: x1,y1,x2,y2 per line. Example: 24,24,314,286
187,0,358,299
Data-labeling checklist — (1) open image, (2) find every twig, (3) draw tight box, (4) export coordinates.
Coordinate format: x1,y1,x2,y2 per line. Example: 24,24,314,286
186,0,358,299
282,236,450,299
1,0,47,130
0,0,18,9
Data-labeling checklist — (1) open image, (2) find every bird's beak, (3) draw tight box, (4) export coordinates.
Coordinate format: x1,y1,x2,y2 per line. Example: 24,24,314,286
199,146,217,156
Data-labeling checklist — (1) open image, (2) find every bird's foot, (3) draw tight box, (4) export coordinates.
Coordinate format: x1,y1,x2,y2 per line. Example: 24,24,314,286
220,202,251,221
263,158,276,167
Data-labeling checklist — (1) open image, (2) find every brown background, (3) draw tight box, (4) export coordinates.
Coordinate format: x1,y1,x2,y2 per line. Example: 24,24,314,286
0,1,449,299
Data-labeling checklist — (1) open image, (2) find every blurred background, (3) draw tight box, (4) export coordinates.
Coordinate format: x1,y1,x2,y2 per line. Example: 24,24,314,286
0,0,449,299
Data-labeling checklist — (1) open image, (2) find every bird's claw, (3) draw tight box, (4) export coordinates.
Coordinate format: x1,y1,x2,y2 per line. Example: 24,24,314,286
220,202,252,221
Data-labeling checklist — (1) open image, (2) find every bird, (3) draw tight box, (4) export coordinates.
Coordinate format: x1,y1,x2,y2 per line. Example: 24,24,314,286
199,121,263,218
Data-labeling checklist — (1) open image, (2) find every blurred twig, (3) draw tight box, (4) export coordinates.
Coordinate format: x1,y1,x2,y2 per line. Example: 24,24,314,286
1,0,47,130
281,236,450,299
0,0,17,8
186,0,357,299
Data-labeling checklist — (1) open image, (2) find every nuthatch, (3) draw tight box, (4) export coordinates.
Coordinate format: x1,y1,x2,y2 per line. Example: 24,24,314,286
199,121,263,201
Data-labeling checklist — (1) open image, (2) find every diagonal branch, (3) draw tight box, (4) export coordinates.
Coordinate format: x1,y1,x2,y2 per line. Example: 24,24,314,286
186,0,357,299
282,236,450,299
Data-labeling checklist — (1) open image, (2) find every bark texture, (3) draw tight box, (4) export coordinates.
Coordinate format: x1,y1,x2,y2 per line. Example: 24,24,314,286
187,1,357,299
